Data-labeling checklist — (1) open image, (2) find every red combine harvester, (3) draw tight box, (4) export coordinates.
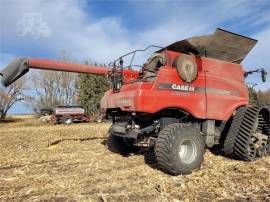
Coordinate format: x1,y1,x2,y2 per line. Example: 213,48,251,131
1,28,269,175
51,105,90,124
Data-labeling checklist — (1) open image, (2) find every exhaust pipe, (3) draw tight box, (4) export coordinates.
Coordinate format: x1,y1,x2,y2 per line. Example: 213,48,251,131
0,58,29,87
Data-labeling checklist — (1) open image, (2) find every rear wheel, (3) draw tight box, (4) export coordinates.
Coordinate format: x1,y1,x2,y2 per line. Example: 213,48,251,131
155,123,205,175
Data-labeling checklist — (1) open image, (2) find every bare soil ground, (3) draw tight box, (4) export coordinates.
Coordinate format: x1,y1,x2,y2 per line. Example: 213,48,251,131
0,116,270,201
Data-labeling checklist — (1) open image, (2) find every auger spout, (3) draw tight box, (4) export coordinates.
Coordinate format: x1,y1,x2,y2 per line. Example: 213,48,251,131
0,57,109,87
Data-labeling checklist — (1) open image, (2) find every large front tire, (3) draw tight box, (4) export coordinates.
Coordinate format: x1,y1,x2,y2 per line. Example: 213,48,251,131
155,123,205,175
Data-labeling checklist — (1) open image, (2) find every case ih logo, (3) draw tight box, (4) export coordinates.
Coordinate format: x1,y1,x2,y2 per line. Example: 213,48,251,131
171,84,195,92
158,83,195,92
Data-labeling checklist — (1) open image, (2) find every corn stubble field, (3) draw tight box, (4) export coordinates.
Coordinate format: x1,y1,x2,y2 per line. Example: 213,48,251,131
0,116,270,201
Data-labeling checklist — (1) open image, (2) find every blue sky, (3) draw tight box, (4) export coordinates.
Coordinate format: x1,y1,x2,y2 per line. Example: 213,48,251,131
0,0,269,114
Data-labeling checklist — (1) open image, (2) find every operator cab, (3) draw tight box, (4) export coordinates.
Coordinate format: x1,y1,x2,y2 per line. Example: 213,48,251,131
108,45,166,91
141,53,166,81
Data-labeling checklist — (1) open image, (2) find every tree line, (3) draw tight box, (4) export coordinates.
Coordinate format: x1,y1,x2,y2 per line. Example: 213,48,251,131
256,90,270,105
0,56,110,118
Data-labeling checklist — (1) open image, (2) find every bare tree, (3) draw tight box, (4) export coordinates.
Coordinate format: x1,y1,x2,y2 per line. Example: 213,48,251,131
0,77,28,118
31,71,77,113
257,89,270,105
30,51,77,113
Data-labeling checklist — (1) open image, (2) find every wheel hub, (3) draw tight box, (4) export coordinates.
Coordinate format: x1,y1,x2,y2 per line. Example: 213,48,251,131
179,139,197,164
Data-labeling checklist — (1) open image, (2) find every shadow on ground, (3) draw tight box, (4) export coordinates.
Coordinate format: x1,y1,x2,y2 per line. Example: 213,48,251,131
102,138,158,170
48,137,107,147
0,118,21,123
48,136,158,171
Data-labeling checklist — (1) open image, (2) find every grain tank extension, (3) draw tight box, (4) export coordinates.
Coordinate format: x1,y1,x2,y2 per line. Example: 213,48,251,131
1,28,269,175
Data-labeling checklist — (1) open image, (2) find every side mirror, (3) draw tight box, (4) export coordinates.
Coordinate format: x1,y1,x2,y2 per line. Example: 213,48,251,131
261,68,267,82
